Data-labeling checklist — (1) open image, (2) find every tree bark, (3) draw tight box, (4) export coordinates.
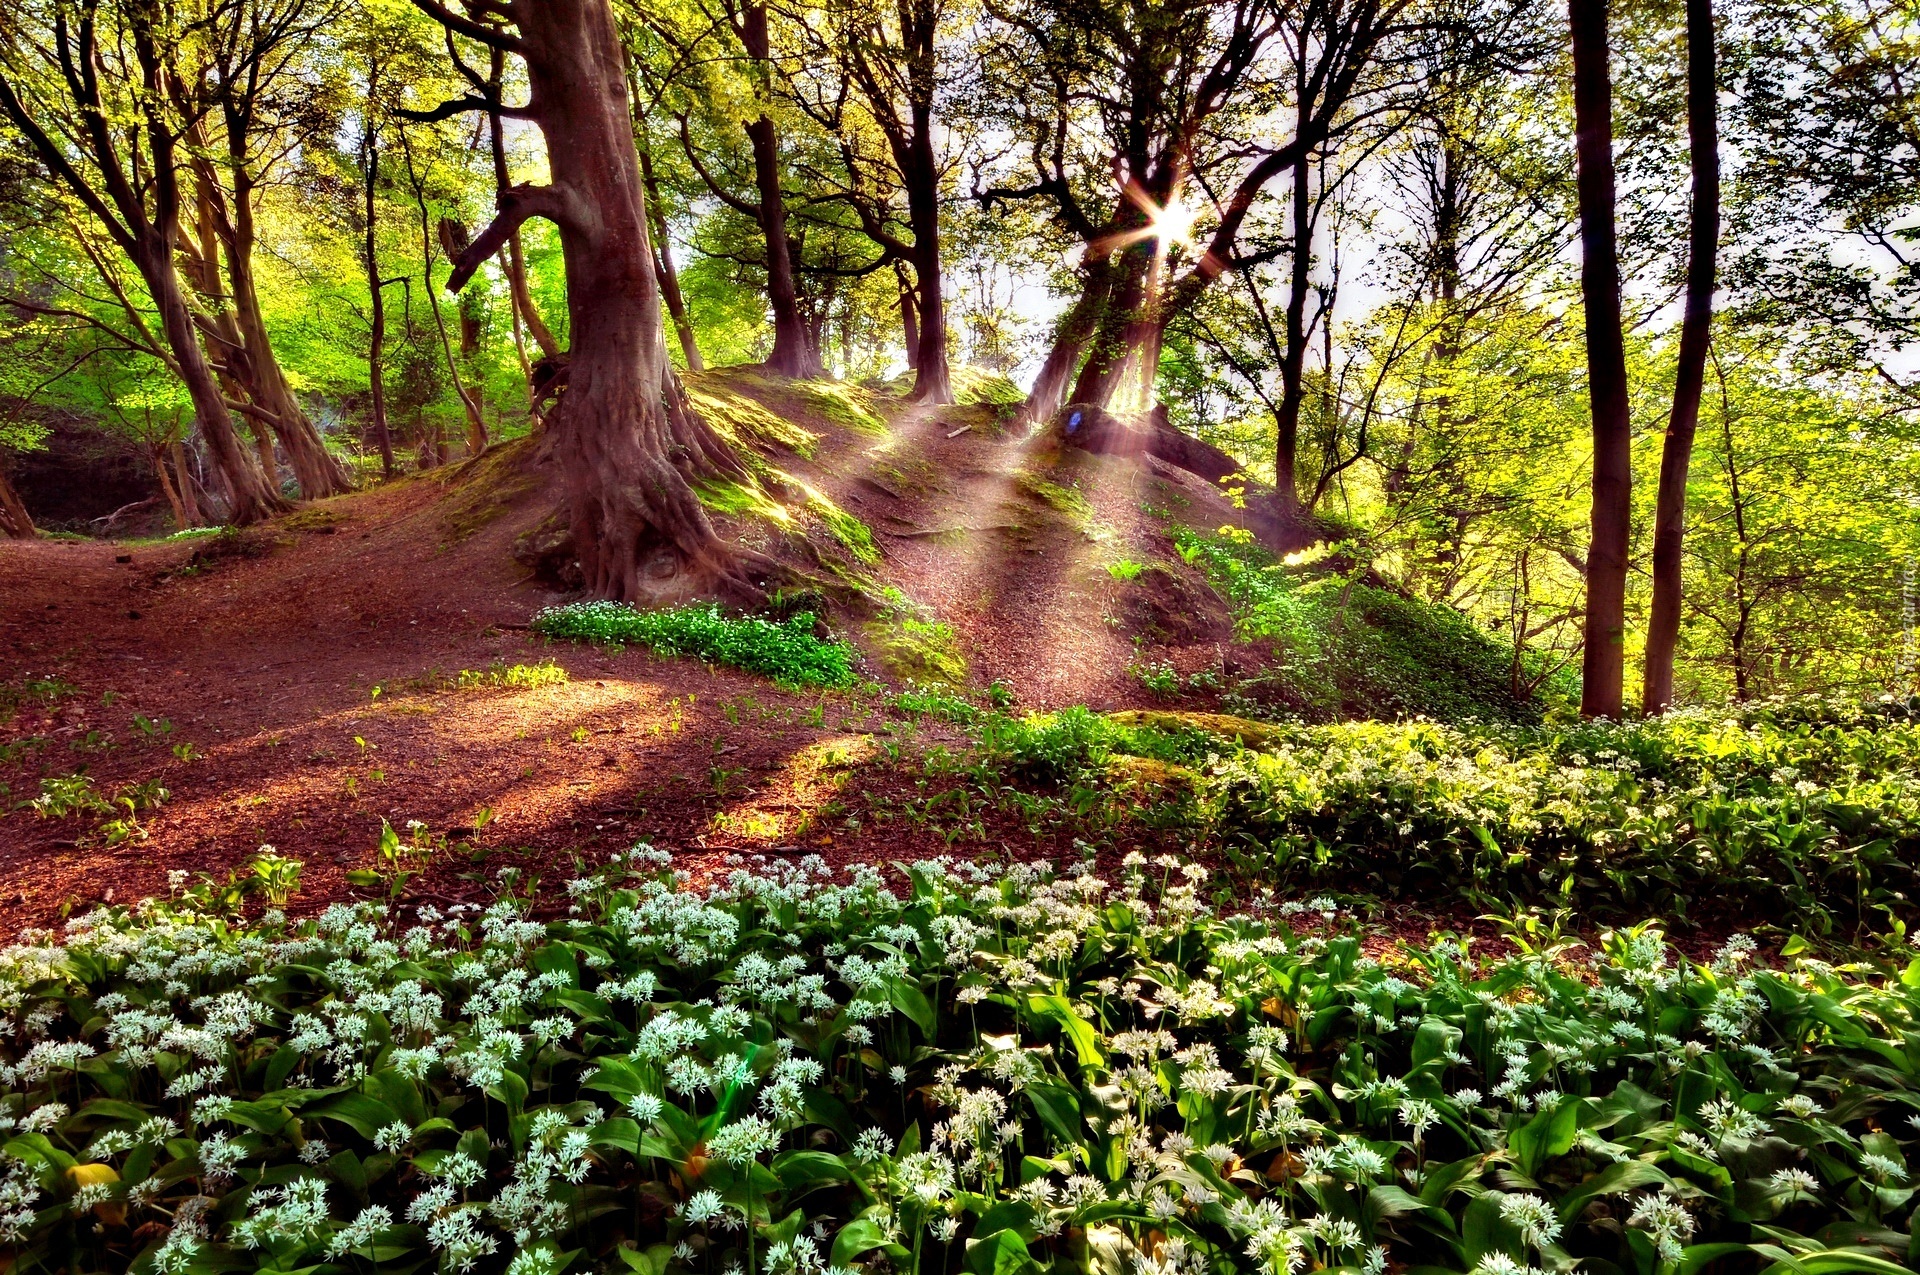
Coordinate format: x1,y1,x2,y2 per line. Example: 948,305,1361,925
902,113,951,403
224,167,354,497
422,0,771,601
1642,0,1719,715
0,463,34,539
1019,254,1114,425
641,147,703,372
152,445,188,529
735,0,817,378
895,261,920,369
1067,243,1152,407
171,440,205,526
143,239,286,522
489,96,562,359
1570,0,1634,719
1273,145,1315,521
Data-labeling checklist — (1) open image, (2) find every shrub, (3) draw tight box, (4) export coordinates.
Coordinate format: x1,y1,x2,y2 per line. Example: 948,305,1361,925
0,854,1913,1275
1169,698,1920,930
532,602,857,689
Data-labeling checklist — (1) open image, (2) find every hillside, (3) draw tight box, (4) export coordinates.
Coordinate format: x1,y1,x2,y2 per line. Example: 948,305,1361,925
0,372,1549,934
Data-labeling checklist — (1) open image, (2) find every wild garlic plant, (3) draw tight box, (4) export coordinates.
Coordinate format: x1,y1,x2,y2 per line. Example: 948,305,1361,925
0,848,1913,1275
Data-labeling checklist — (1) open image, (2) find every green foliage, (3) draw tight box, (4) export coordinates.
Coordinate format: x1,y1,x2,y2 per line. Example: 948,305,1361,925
1106,558,1146,581
864,589,968,685
533,602,858,688
1,852,1915,1275
1176,528,1573,722
453,661,570,691
1091,696,1920,930
25,771,111,818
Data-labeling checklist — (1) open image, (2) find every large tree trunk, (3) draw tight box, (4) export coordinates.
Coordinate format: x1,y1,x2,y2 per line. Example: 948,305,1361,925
1642,0,1719,715
1067,244,1152,408
902,102,951,404
1570,0,1634,719
1273,147,1314,521
736,1,817,379
443,0,770,601
141,239,286,523
1019,254,1114,426
641,147,703,372
895,261,920,369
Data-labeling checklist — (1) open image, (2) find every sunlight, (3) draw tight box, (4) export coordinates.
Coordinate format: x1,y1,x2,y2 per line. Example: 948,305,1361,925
1146,192,1200,248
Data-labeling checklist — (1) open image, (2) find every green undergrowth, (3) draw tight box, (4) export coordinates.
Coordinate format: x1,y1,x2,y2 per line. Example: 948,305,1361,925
946,696,1920,933
532,601,858,689
1175,528,1575,723
0,853,1915,1275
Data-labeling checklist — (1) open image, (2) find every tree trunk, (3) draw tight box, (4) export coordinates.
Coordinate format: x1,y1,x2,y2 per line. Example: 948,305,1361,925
1642,0,1718,715
170,441,204,526
736,0,816,379
1273,147,1314,521
1020,254,1114,425
153,445,188,529
226,174,354,498
141,239,286,523
0,463,34,538
401,130,489,456
641,147,703,372
490,103,562,359
1067,245,1151,407
895,261,920,369
1570,0,1634,720
441,0,770,601
902,109,951,404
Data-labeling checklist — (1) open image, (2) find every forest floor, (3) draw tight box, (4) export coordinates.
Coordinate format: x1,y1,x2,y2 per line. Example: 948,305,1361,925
0,375,1282,937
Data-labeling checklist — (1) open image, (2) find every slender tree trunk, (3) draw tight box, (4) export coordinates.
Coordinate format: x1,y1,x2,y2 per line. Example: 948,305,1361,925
141,240,286,523
902,111,950,403
226,173,354,498
1642,0,1719,715
152,445,188,529
170,441,204,526
435,0,771,600
734,0,816,378
0,463,34,538
1570,0,1634,719
1021,254,1114,425
401,129,488,455
1274,148,1314,520
641,147,703,372
489,101,562,359
896,261,920,369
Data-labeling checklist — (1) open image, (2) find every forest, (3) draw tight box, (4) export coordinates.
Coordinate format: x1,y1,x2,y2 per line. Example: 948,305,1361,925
1,0,1920,1272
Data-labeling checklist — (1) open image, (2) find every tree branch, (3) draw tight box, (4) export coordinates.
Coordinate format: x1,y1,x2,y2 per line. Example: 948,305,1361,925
407,0,524,53
445,184,586,292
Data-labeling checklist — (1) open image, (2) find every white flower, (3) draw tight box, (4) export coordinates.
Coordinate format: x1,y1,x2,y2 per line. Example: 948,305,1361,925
1627,1194,1694,1264
1498,1193,1561,1250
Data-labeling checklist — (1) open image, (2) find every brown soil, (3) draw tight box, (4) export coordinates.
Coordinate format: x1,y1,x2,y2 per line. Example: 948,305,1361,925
0,380,1277,938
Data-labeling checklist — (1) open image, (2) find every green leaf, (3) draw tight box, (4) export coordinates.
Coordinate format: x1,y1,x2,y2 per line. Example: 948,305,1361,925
832,1218,891,1268
888,980,936,1035
306,1093,399,1139
1558,1159,1672,1222
1510,1099,1580,1178
774,1150,851,1193
1028,994,1103,1067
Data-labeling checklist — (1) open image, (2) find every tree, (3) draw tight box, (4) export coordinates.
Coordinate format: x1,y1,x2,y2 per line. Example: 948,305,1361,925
169,0,356,499
410,0,770,599
1568,0,1632,718
833,0,954,403
1641,0,1717,714
0,0,289,522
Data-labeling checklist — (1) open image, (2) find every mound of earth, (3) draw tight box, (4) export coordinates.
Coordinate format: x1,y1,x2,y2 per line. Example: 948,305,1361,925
0,371,1275,936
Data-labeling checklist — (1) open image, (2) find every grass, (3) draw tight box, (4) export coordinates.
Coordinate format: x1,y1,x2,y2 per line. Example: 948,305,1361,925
532,601,859,689
1176,527,1574,722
